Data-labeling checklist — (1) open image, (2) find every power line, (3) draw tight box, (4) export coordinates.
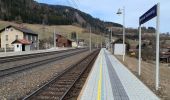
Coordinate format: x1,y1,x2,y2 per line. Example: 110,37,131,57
68,0,79,9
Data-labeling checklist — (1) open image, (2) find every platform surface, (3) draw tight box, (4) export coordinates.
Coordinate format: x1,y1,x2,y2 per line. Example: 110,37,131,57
79,48,159,100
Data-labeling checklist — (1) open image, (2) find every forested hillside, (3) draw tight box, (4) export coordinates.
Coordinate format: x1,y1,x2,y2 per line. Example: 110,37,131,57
0,0,122,33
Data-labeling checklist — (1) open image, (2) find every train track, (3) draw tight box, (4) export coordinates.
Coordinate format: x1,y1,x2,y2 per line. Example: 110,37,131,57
22,50,99,100
0,49,88,77
0,48,82,64
62,51,98,100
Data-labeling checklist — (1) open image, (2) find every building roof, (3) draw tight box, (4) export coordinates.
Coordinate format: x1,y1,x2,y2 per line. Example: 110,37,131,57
56,33,74,42
0,25,37,35
111,38,129,44
11,39,31,45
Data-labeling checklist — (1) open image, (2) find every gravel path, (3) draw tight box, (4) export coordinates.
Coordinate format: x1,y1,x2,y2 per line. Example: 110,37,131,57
0,51,90,99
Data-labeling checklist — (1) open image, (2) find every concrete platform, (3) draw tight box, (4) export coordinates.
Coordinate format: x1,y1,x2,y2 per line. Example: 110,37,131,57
0,47,72,57
79,48,159,100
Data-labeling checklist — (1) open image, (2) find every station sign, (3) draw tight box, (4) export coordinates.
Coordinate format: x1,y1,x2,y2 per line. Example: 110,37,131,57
139,4,157,25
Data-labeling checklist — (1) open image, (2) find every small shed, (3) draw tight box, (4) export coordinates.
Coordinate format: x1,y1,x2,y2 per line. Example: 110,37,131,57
12,39,31,52
111,38,130,53
56,34,72,47
160,55,170,63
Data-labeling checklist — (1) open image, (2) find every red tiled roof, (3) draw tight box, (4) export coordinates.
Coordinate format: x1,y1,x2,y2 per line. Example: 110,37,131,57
12,39,31,45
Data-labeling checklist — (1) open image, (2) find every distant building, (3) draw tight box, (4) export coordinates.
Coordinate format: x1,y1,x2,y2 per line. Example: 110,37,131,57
78,39,85,48
56,34,72,47
0,25,38,51
111,38,130,53
72,39,85,48
160,48,170,63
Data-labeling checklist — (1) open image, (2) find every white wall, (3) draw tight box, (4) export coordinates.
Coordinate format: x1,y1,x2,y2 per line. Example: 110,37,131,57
72,42,78,48
25,45,31,51
0,27,23,48
14,44,22,52
114,43,126,55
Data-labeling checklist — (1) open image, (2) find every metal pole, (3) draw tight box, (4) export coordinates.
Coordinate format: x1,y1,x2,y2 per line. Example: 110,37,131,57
4,28,7,53
97,36,98,48
77,33,79,48
139,25,141,76
111,27,113,53
54,29,56,48
123,6,125,61
89,26,91,52
155,3,160,91
37,35,39,50
100,33,102,48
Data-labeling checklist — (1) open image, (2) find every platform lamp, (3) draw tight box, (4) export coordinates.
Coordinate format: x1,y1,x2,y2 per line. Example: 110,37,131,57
117,7,126,62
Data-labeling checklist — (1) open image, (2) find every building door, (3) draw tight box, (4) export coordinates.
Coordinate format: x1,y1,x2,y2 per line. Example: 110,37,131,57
63,43,66,47
22,44,25,51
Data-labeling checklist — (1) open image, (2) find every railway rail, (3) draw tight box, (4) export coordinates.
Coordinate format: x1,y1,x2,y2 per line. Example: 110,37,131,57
0,48,83,64
22,50,99,100
0,49,88,77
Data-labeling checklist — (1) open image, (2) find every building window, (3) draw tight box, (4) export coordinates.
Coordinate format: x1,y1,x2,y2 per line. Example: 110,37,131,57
34,36,37,41
30,36,32,41
16,35,18,40
6,44,9,48
26,35,28,40
5,28,9,32
34,42,37,47
6,35,8,41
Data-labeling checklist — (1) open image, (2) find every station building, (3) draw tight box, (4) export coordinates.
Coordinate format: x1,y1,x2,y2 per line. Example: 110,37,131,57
0,25,38,51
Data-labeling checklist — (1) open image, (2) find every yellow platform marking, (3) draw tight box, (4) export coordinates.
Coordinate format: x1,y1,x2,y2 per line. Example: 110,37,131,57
97,53,103,100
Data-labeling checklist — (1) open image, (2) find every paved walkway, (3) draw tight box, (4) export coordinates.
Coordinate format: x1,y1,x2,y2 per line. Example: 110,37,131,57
79,48,159,100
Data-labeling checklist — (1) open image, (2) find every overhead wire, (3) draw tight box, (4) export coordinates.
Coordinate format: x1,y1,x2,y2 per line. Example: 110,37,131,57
68,0,79,9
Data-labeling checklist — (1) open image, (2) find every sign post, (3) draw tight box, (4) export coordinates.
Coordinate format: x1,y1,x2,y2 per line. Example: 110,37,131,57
155,3,160,91
139,3,160,90
138,25,141,76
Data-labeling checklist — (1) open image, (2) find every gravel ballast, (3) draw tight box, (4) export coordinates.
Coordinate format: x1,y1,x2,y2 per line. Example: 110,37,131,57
0,51,90,99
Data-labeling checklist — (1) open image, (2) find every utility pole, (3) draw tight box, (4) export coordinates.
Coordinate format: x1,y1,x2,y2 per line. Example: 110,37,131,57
89,26,91,52
4,27,7,53
37,35,39,50
110,27,113,53
54,28,56,48
100,33,102,48
77,33,79,48
97,36,98,48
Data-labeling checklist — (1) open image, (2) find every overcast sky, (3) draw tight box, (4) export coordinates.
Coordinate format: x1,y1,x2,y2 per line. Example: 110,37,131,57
36,0,170,33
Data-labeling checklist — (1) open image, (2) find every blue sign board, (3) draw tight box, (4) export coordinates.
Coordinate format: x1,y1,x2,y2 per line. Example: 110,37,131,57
139,4,157,25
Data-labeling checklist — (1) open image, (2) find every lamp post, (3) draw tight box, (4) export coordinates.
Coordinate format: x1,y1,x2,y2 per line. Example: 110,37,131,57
117,6,125,62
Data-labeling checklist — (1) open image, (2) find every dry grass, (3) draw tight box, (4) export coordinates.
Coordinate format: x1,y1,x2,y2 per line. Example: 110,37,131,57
0,20,105,46
116,55,170,100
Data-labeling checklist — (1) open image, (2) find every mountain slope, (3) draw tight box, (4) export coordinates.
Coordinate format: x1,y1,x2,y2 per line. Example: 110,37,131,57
0,0,122,33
